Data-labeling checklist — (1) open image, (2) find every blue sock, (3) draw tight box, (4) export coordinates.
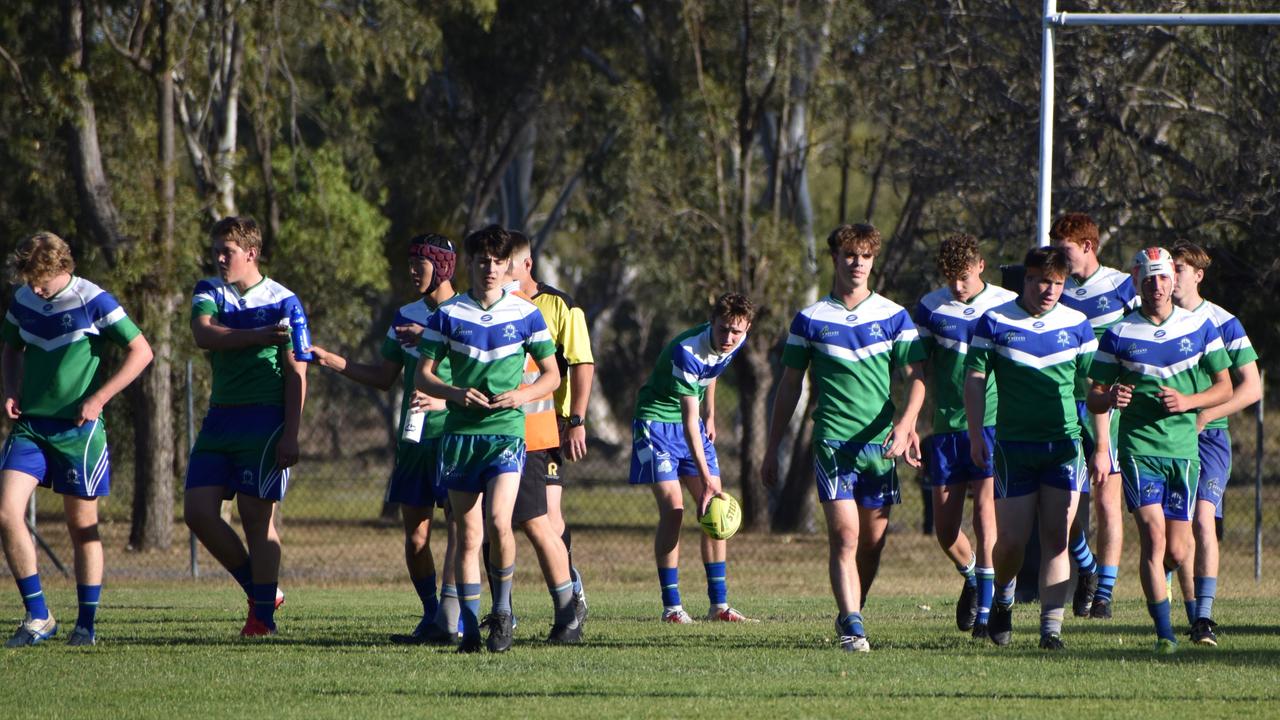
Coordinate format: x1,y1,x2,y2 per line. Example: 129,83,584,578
76,584,102,632
492,564,514,615
996,579,1016,608
958,554,977,589
459,582,482,637
1148,598,1176,641
1195,576,1217,620
1094,565,1119,603
838,612,865,637
704,561,727,607
658,567,681,609
1070,533,1098,575
570,566,583,596
413,574,438,619
1183,600,1197,626
16,574,49,620
252,582,278,628
976,567,995,624
230,562,253,598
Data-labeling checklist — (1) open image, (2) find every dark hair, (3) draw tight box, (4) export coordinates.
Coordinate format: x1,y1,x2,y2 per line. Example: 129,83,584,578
463,224,514,261
826,223,882,255
937,233,982,280
712,292,756,324
1023,246,1070,278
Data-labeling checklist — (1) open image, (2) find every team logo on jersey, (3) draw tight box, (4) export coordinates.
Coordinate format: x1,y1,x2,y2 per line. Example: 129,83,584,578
1003,331,1023,344
65,468,79,485
238,298,247,308
60,314,74,330
43,303,54,312
845,314,858,322
963,307,976,316
868,323,884,339
818,324,839,339
1179,337,1194,355
502,323,517,340
1126,342,1145,357
1154,330,1166,338
1032,320,1045,329
1097,296,1110,311
1056,329,1071,346
1075,288,1087,297
254,308,268,322
480,314,493,322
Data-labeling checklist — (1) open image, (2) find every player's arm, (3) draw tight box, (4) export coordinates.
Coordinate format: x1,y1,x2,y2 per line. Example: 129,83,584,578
1196,361,1262,429
963,370,991,469
1084,381,1124,487
276,344,307,469
563,362,594,461
310,346,401,391
887,361,925,467
416,356,489,409
191,313,289,350
680,393,720,514
491,354,561,409
76,334,154,426
1,342,23,419
762,366,805,489
703,377,718,443
1158,368,1232,415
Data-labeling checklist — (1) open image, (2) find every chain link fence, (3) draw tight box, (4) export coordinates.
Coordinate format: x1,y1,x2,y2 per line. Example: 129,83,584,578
7,366,1279,604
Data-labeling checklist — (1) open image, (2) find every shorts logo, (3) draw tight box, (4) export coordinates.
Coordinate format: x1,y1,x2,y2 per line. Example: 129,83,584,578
1168,491,1185,510
657,457,674,474
963,307,976,316
480,314,493,322
65,468,79,485
1143,483,1162,500
546,462,560,480
242,470,254,484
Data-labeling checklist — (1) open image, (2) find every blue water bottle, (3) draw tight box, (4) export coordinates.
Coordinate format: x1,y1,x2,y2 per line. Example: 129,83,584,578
289,304,315,362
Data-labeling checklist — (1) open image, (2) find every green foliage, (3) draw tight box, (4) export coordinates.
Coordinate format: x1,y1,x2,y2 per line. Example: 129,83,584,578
258,146,391,349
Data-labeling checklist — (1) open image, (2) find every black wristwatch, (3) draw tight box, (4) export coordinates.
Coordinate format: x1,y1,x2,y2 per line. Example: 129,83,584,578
567,414,585,428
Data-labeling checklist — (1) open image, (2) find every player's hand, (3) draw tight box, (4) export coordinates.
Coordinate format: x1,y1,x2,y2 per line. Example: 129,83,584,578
4,397,20,420
1089,449,1110,489
1110,383,1133,409
969,435,989,471
884,422,912,461
704,415,717,443
75,393,106,427
394,324,424,347
902,428,923,468
454,387,493,410
563,424,588,462
410,390,444,413
1157,386,1193,413
258,325,291,346
309,345,342,371
488,389,527,410
275,435,300,469
698,478,723,516
761,448,779,489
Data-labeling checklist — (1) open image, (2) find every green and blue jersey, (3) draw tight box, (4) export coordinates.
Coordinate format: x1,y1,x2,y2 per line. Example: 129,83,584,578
191,276,302,406
634,322,745,424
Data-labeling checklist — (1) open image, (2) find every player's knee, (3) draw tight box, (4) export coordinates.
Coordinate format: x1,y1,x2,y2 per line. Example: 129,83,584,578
829,529,859,554
659,505,684,526
67,522,100,546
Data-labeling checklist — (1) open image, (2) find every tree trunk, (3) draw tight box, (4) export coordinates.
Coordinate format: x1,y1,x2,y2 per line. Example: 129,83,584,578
773,386,817,532
61,0,124,266
128,0,177,551
735,338,771,530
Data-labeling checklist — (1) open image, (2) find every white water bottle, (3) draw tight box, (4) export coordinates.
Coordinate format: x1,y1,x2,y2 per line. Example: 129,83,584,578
401,409,426,444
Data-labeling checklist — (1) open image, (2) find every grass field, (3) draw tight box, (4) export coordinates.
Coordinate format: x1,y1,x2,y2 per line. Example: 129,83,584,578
2,585,1279,719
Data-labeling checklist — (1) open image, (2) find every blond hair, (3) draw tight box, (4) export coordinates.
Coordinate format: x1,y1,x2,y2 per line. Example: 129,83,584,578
9,231,75,285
